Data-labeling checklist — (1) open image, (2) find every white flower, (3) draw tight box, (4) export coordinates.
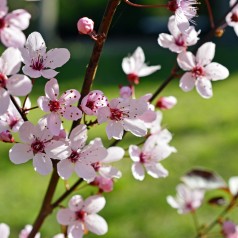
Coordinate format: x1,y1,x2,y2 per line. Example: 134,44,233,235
57,125,108,182
9,118,70,175
158,15,200,53
167,183,205,214
129,135,175,181
97,97,148,140
122,47,161,84
21,32,70,79
168,0,198,33
226,0,238,36
57,195,108,238
177,42,229,98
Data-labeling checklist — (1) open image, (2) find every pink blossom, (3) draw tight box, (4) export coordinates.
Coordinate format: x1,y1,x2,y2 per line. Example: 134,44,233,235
0,223,10,238
0,47,32,115
81,90,108,116
167,184,205,214
97,97,148,140
21,32,70,79
77,17,94,35
19,225,40,238
0,101,24,133
57,125,108,182
119,85,133,99
0,130,14,143
177,42,229,98
226,0,238,36
168,0,198,33
9,119,70,175
122,47,161,84
129,135,175,181
222,221,238,238
158,15,200,53
156,96,177,110
57,195,108,238
37,78,82,136
91,176,114,193
0,0,31,48
92,144,124,179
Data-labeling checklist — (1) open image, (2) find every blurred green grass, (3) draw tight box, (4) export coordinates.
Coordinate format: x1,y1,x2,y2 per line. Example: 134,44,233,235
0,40,238,238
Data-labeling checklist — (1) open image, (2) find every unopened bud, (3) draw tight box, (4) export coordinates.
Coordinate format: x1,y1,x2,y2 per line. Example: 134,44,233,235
119,86,133,98
77,17,94,35
0,130,14,143
156,96,177,110
215,28,224,37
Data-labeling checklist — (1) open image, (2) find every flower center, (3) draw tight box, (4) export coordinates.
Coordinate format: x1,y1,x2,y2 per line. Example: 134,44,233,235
86,100,95,110
110,108,124,121
31,55,44,71
127,73,140,84
175,34,185,46
139,152,148,163
92,162,101,171
168,0,179,12
192,66,204,77
49,100,61,112
231,12,238,22
75,210,86,221
68,151,80,163
0,73,7,88
31,140,45,154
0,18,6,30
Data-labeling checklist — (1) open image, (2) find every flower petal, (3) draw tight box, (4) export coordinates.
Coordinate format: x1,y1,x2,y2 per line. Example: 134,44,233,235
137,65,161,77
0,47,21,75
132,162,145,181
22,65,42,78
68,195,84,211
45,140,70,160
179,72,195,92
62,106,82,121
60,89,81,105
45,78,59,99
33,153,53,175
106,121,124,140
0,223,10,238
195,77,213,99
102,146,125,163
85,214,108,235
7,74,32,96
177,51,195,71
44,48,70,69
75,162,96,182
37,96,50,112
204,62,229,81
84,195,106,213
229,176,238,196
19,121,36,143
69,124,87,150
57,159,74,180
145,163,169,178
128,145,141,162
41,69,58,79
57,208,75,225
0,88,10,115
47,113,62,136
9,143,33,164
196,42,215,66
123,118,147,137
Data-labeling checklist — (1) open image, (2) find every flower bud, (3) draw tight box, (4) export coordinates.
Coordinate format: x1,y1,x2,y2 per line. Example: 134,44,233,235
77,17,94,35
156,96,177,110
119,86,133,98
0,130,14,143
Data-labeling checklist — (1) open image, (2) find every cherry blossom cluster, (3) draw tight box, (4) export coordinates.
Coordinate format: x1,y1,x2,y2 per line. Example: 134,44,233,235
0,0,237,237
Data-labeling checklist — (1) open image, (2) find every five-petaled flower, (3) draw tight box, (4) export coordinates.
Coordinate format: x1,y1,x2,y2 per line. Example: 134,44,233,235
57,125,108,182
177,42,229,98
158,15,200,53
21,32,70,79
226,0,238,36
57,195,108,238
168,0,198,33
9,118,70,175
37,78,82,136
97,97,148,140
122,46,161,84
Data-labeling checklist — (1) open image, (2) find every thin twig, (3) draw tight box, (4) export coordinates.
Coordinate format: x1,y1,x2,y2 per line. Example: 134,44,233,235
124,0,168,8
205,0,215,29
